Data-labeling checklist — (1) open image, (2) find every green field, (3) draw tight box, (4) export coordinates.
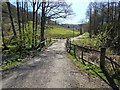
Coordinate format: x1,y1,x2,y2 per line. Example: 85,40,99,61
45,25,80,39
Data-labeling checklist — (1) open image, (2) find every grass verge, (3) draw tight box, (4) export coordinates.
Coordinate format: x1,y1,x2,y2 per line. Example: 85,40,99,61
66,51,106,79
0,39,56,70
67,51,120,87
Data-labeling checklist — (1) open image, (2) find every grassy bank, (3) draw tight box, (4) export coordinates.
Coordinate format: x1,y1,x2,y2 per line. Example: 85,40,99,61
45,25,80,39
66,51,105,79
72,32,113,55
1,39,56,70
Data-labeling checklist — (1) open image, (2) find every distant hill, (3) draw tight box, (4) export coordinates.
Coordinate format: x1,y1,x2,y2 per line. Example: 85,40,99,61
2,2,34,23
2,2,17,17
60,24,80,30
61,24,86,30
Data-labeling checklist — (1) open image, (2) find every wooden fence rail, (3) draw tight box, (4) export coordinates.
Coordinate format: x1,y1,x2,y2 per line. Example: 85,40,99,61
66,39,120,90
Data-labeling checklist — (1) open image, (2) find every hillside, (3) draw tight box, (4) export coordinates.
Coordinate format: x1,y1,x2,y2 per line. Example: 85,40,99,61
45,25,80,39
2,2,34,23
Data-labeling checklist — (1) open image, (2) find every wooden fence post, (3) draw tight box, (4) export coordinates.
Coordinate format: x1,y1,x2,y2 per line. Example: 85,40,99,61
66,39,69,52
69,40,71,53
100,48,106,69
81,50,85,65
100,48,118,90
81,50,83,60
74,45,76,57
49,37,51,43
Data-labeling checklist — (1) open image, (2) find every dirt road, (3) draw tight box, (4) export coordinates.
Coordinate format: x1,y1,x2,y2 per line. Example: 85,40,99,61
2,39,110,88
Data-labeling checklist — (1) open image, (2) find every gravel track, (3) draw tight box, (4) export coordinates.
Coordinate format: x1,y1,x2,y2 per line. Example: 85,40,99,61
2,39,110,88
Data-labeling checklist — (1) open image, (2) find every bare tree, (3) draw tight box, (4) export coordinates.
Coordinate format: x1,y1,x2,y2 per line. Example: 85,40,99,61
118,1,120,22
93,2,98,35
101,2,105,25
35,1,41,47
107,0,110,23
89,2,92,38
22,0,25,47
16,0,22,56
32,0,39,48
45,0,74,19
40,0,46,48
25,1,31,46
40,0,74,48
6,1,17,38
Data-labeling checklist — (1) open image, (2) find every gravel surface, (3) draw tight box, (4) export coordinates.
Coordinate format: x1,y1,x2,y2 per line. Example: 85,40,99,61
2,39,111,88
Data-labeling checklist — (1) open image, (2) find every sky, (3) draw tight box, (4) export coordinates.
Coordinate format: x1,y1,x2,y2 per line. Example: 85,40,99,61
8,0,101,24
63,0,91,24
58,0,110,24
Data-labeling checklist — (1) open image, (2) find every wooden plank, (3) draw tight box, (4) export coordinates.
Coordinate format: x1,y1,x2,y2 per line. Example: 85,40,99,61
105,56,120,67
71,43,100,53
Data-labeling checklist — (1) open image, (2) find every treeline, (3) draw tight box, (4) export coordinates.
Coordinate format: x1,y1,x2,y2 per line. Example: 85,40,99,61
85,1,120,54
2,0,73,58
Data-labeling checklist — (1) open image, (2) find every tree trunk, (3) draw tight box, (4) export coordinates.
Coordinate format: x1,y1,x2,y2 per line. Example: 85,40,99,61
41,1,46,48
111,2,114,23
6,2,17,37
16,1,22,57
26,1,31,47
114,1,117,21
35,11,38,47
32,2,36,49
107,0,109,23
101,3,104,25
89,6,92,38
118,1,120,22
22,1,25,47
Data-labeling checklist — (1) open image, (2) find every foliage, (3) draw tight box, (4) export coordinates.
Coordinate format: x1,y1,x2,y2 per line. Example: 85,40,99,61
72,33,114,55
72,33,98,49
1,58,25,69
84,1,120,55
97,23,120,54
80,32,89,39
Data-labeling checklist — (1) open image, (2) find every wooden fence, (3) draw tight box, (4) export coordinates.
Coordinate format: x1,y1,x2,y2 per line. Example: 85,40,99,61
66,39,120,90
